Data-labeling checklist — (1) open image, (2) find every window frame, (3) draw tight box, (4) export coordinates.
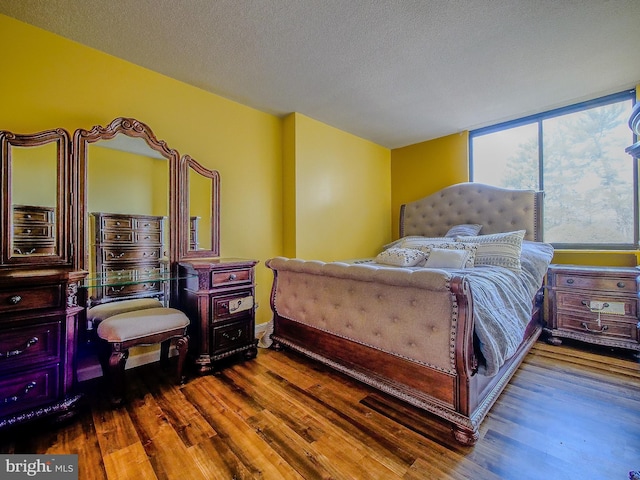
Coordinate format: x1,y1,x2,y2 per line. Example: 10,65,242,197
469,89,637,250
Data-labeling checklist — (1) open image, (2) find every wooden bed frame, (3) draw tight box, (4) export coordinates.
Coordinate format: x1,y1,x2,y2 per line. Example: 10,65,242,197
267,183,545,445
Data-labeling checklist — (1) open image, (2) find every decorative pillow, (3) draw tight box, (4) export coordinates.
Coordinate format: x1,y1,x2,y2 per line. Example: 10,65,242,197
375,247,427,267
398,236,450,249
414,242,477,269
423,247,475,269
458,230,526,271
445,224,482,238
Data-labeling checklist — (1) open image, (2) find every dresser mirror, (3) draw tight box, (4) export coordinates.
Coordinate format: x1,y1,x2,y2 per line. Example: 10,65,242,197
75,118,180,277
0,128,71,267
179,154,220,259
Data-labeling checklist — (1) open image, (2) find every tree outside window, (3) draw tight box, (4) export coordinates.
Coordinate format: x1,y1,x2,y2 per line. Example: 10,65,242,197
471,91,635,248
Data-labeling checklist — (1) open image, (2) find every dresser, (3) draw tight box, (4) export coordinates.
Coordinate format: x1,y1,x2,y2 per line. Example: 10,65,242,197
0,269,85,428
545,264,640,355
90,212,166,305
12,205,56,256
178,258,258,374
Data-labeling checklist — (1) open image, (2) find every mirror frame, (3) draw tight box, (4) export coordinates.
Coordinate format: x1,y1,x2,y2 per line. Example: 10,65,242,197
179,154,220,259
0,128,72,267
74,118,180,272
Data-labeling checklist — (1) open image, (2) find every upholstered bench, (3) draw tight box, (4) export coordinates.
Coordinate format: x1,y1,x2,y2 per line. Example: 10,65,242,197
87,298,164,329
94,305,190,406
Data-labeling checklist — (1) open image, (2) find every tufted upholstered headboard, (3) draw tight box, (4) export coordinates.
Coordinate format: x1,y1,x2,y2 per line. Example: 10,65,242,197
400,182,542,241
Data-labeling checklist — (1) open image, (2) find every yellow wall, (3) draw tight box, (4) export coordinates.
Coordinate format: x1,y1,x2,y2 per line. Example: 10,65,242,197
0,14,283,324
285,113,392,260
0,14,394,324
390,132,469,239
11,141,57,207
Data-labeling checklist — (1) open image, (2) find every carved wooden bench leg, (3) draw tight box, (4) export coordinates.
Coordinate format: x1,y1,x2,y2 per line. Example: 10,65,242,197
107,346,129,407
175,335,189,384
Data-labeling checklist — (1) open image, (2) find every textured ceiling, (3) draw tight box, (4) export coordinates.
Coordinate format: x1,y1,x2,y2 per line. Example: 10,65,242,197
1,0,639,148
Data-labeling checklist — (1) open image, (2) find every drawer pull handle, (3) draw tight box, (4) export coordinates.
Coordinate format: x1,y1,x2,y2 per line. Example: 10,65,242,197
566,278,574,284
222,329,243,342
13,248,36,255
228,274,237,281
108,252,126,258
581,300,610,310
229,299,242,312
3,381,37,404
1,337,39,359
9,295,22,305
617,281,625,288
580,322,608,334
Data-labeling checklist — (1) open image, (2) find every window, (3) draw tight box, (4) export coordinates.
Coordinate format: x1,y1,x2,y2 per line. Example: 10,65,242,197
470,90,636,248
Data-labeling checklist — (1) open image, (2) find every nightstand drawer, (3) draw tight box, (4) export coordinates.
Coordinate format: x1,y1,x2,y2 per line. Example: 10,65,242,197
211,268,252,287
556,313,639,342
212,319,252,353
554,273,637,294
0,365,60,418
0,321,61,373
556,291,636,318
212,293,254,321
0,285,63,314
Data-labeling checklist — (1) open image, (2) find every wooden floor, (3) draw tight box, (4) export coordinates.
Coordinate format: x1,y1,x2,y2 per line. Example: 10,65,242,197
1,341,639,480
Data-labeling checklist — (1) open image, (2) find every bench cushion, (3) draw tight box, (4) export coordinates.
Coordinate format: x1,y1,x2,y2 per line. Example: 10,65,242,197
97,307,190,343
87,298,164,324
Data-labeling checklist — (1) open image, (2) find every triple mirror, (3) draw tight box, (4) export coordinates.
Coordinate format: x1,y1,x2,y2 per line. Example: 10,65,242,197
0,118,221,279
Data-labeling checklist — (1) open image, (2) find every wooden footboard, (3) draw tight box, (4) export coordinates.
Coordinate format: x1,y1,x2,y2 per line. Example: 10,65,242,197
271,307,542,446
267,258,544,445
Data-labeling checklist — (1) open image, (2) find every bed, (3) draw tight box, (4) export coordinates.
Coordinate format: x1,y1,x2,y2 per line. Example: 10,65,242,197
265,182,554,445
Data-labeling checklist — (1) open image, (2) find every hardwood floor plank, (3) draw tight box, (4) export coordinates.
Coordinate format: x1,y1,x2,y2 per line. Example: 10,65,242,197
183,380,303,479
102,442,158,480
0,342,638,480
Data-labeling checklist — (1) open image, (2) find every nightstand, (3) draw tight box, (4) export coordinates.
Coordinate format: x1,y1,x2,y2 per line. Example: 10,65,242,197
178,258,259,374
545,264,640,355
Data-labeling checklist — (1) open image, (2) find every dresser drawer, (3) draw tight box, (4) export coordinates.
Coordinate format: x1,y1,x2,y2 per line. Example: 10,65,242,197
0,321,61,373
0,285,63,314
102,247,162,263
212,293,254,321
102,217,134,230
212,319,252,353
556,313,639,342
102,231,134,243
211,268,252,287
103,281,162,298
133,231,162,244
554,272,637,294
13,225,55,240
0,365,60,418
556,291,636,318
13,207,54,223
133,218,162,231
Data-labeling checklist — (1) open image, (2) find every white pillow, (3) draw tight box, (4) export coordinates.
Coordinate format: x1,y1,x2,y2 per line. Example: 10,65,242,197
457,230,526,271
414,242,477,269
424,247,475,269
375,247,427,267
